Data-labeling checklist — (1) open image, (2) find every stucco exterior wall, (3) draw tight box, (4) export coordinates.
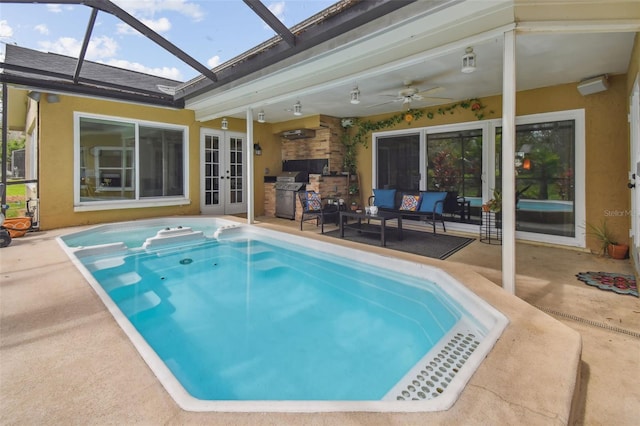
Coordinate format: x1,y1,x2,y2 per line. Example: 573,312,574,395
34,75,631,254
38,96,201,230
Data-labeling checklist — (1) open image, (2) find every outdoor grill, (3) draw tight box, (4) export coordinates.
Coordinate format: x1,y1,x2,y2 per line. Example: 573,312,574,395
275,171,308,219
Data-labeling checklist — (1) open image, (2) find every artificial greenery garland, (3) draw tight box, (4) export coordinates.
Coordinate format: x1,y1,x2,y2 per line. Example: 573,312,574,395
341,98,490,173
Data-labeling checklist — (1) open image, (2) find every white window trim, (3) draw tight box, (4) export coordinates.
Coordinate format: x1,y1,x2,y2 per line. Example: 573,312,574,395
371,108,586,248
73,112,190,212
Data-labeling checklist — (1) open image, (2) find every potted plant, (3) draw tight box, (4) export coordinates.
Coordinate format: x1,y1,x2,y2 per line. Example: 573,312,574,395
486,188,502,213
586,220,629,259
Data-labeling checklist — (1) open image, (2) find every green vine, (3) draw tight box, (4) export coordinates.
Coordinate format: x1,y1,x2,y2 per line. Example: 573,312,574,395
341,98,491,173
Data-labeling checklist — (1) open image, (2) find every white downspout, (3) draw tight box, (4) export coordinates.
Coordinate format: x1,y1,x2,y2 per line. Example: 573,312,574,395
502,29,517,294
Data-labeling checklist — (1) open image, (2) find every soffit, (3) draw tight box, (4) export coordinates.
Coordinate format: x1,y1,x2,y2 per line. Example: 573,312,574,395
186,0,515,122
186,0,638,124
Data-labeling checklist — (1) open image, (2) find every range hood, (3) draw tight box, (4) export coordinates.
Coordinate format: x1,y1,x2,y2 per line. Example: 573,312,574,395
281,129,316,140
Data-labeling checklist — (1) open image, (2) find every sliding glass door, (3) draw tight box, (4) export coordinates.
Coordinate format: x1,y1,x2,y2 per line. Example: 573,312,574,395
372,109,584,246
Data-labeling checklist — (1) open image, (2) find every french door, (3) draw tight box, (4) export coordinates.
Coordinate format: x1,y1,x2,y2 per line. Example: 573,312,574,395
200,128,247,215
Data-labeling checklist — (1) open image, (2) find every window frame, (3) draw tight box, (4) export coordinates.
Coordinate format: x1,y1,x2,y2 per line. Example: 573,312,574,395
73,112,190,212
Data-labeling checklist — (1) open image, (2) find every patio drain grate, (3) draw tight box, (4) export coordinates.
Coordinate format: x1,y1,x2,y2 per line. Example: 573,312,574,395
393,332,479,401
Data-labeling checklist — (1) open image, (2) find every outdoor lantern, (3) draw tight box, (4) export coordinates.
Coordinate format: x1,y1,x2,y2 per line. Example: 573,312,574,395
350,87,360,104
523,158,531,170
254,143,263,156
257,111,266,123
221,117,228,130
293,101,302,116
461,47,476,73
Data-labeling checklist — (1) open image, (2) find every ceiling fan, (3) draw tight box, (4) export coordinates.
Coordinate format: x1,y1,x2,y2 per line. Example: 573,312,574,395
370,80,450,108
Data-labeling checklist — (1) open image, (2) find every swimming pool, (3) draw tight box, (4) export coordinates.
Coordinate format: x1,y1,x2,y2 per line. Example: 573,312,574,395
59,218,508,412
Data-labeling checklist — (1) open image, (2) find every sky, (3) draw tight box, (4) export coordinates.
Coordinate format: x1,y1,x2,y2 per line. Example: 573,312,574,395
0,0,338,82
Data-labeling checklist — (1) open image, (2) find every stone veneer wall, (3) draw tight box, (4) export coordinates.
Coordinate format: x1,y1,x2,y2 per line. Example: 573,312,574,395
280,116,345,173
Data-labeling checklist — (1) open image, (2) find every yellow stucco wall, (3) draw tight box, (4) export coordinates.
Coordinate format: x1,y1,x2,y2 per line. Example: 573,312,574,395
38,96,201,229
34,74,632,254
350,76,630,251
35,96,277,230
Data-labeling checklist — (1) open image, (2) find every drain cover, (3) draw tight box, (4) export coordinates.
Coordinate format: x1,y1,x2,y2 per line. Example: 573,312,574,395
179,258,193,265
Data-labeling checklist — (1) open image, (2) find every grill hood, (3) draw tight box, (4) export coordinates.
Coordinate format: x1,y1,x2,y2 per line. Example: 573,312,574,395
280,129,316,140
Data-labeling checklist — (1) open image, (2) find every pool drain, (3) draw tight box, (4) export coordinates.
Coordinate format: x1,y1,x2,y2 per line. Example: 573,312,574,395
179,258,193,265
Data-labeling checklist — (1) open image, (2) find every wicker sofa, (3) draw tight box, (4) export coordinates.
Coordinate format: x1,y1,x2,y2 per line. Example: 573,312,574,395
368,189,447,234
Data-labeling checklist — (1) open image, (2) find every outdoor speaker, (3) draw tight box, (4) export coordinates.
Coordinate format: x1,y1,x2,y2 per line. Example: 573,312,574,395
577,75,609,96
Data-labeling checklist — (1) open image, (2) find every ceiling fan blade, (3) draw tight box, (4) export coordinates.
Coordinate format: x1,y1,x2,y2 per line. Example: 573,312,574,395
416,86,445,96
366,99,397,108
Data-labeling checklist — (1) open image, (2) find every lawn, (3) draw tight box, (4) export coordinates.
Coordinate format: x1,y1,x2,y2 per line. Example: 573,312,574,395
3,182,27,218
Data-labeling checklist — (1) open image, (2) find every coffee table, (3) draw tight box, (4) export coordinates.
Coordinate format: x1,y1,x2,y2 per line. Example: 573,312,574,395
339,210,403,246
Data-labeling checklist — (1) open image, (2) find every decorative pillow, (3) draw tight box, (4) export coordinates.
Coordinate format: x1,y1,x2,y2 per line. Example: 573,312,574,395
399,194,420,211
372,188,396,208
418,191,447,214
306,191,322,211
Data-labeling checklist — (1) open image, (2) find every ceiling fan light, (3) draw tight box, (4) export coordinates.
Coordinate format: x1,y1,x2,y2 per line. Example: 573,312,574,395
350,87,360,104
257,111,266,123
461,47,476,73
293,101,302,116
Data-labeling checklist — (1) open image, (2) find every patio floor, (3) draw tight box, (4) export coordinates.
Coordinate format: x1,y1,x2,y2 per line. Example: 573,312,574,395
1,216,638,425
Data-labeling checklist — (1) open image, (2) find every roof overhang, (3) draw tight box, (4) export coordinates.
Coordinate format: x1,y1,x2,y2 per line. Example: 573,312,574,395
185,0,513,121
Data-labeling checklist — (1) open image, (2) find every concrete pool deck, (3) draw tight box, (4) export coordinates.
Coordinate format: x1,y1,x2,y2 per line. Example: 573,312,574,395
1,216,638,425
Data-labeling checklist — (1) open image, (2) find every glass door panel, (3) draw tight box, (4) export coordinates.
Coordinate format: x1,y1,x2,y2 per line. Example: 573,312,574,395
426,129,483,223
376,134,420,191
496,120,576,237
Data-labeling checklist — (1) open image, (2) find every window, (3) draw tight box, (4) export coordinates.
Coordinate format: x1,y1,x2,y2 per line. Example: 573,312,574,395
76,114,188,209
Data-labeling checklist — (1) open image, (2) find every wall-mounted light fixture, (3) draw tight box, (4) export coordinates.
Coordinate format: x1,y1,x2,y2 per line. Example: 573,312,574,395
46,94,60,103
461,47,476,73
350,87,360,104
253,143,263,156
27,91,42,102
293,101,302,116
221,117,228,130
257,111,266,123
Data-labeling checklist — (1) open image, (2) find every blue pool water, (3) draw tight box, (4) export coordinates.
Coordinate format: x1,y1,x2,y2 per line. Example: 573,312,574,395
60,217,225,248
59,219,508,411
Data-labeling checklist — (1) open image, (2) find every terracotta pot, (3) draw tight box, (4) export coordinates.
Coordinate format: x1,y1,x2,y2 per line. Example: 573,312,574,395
482,204,490,212
607,243,629,259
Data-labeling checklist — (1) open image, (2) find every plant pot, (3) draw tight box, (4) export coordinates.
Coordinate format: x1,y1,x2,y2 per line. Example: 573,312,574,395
607,243,629,259
482,204,490,212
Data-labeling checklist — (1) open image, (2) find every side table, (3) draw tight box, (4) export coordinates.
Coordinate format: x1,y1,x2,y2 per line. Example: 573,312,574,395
480,211,502,245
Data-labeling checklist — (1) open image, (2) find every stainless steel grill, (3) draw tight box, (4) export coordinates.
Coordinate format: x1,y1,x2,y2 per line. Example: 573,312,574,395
275,171,307,219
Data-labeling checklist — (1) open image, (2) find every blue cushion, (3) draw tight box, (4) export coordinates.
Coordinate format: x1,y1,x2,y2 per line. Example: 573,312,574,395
418,191,447,214
373,189,396,208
